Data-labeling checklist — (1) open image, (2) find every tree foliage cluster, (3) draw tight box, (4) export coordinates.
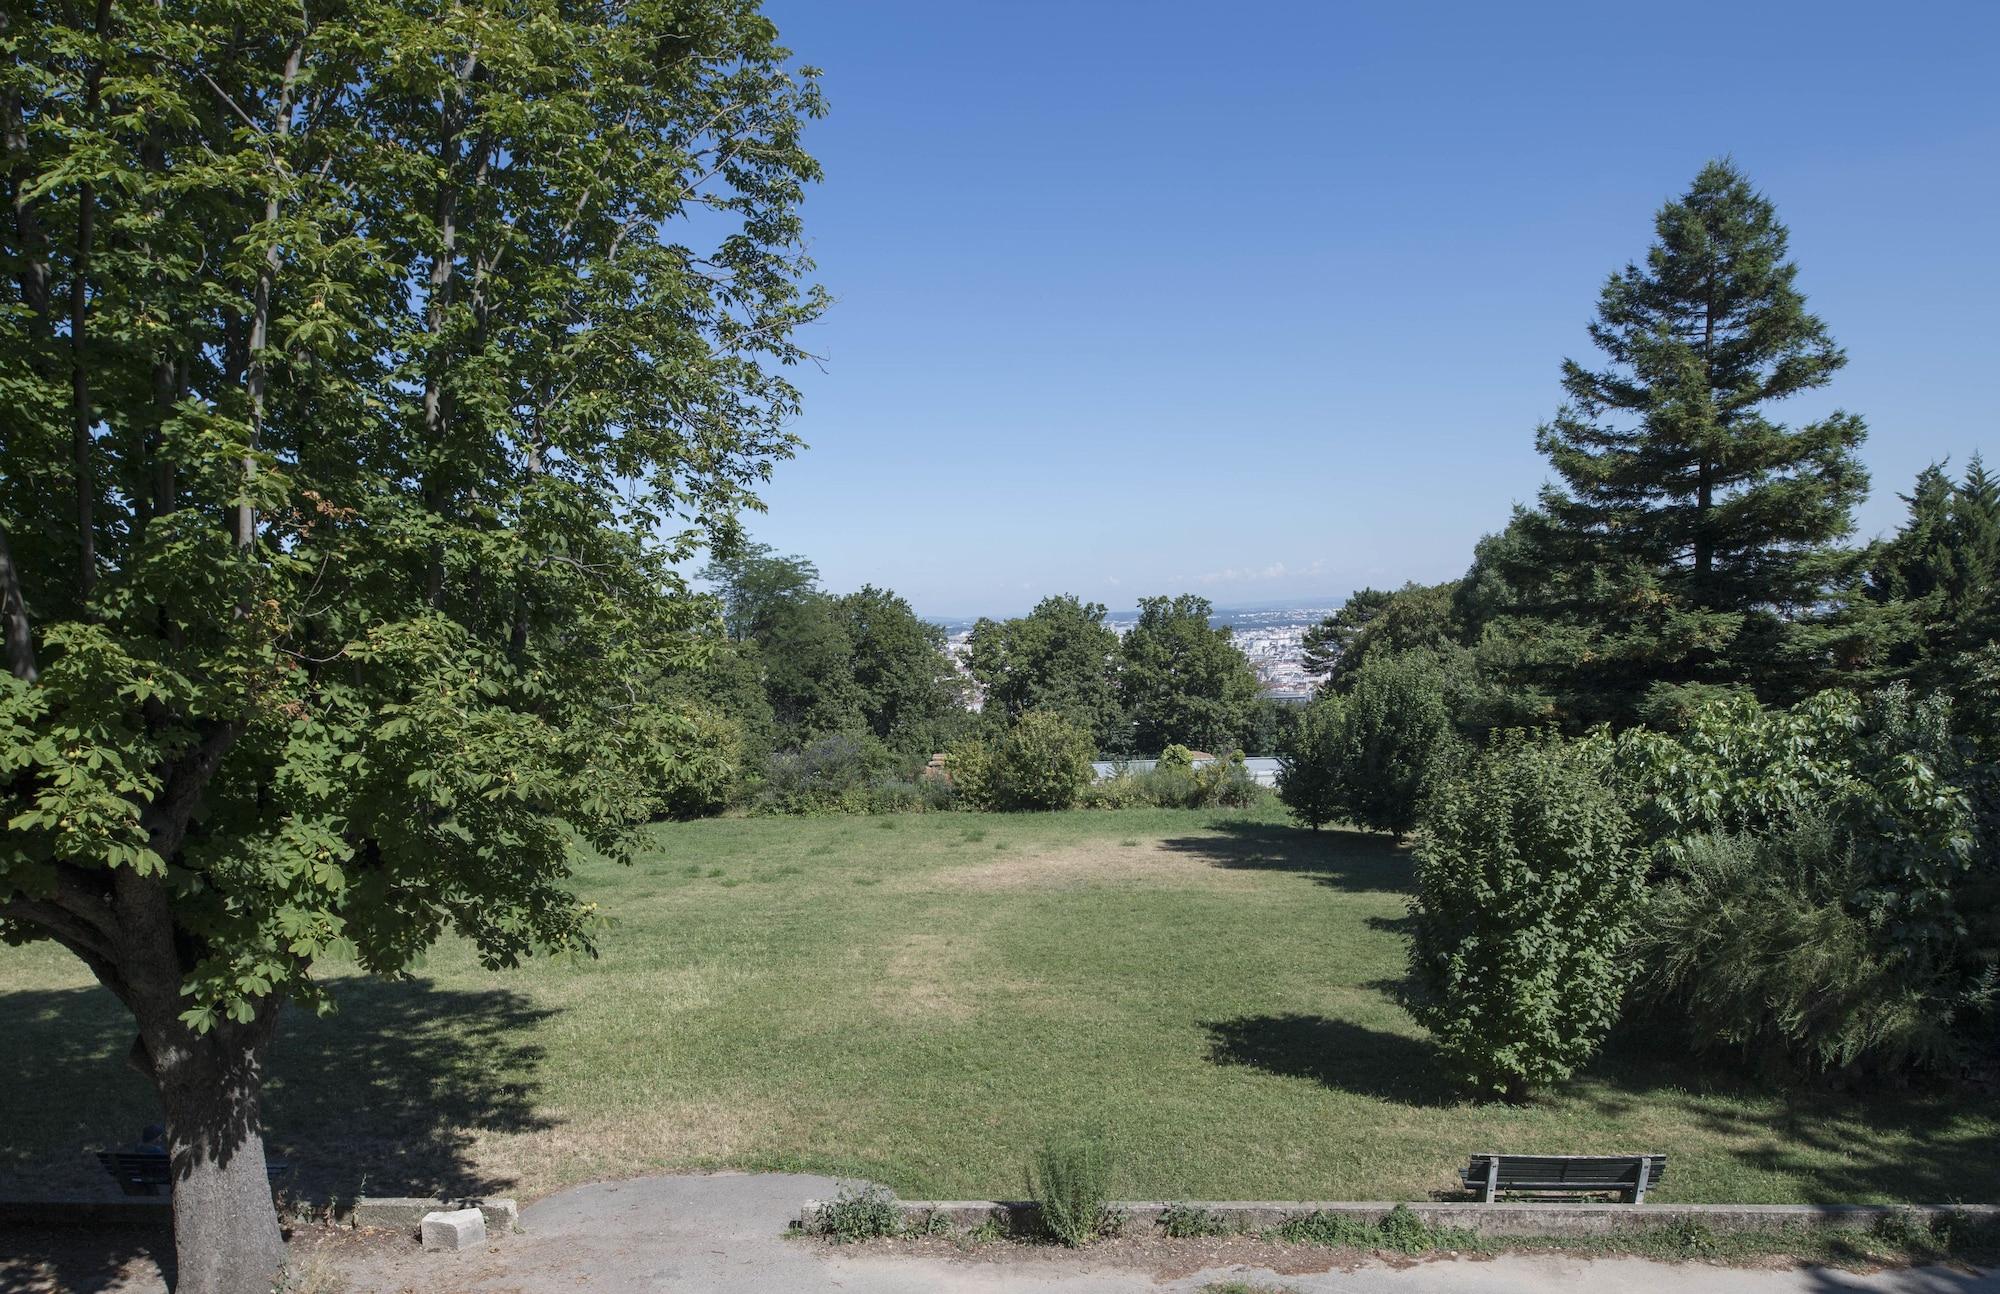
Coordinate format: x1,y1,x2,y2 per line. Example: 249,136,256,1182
1275,161,2000,1100
966,592,1265,758
683,542,971,801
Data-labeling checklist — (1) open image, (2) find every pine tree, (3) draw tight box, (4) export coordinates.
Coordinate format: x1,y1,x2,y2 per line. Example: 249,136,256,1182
1491,160,1870,726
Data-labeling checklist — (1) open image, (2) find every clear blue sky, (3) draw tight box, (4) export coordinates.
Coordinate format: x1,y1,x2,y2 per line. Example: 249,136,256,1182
741,0,1999,621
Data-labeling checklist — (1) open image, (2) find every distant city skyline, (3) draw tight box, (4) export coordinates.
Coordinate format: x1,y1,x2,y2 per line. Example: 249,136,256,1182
739,0,1999,619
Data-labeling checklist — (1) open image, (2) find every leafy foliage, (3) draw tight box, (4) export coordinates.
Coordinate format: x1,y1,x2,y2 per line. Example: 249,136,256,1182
966,595,1127,753
1408,736,1646,1099
1120,595,1261,756
949,710,1095,812
1027,1134,1117,1247
0,1,825,1280
1619,686,1995,1074
1276,653,1463,835
806,1183,905,1243
1277,694,1347,830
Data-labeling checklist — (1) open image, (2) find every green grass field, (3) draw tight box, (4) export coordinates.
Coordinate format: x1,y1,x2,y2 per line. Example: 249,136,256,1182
4,805,1996,1207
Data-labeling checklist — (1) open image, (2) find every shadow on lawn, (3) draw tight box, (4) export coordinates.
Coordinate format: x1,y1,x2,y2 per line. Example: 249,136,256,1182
0,978,556,1211
1159,820,1412,893
1203,1012,1459,1106
0,1226,175,1294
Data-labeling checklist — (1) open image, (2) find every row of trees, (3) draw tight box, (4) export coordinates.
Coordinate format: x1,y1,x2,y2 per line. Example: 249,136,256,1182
1278,160,2000,1096
965,593,1270,757
664,556,1281,812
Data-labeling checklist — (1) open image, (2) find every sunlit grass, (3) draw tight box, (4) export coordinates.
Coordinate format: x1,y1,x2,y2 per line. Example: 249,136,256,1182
3,804,1995,1206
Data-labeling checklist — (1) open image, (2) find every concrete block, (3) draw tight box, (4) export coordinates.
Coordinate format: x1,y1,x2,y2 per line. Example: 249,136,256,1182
351,1196,517,1234
421,1206,487,1252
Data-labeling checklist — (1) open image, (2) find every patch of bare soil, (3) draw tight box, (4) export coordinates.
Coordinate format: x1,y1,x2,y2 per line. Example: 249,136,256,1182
827,1232,1484,1279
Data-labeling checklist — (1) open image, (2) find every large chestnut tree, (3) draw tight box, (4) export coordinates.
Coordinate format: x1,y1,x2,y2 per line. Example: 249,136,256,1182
0,2,822,1288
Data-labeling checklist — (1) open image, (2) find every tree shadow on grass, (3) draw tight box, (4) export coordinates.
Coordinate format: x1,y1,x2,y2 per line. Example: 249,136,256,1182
1159,820,1412,894
0,977,557,1213
0,1228,174,1294
1576,1030,2000,1204
1203,1013,1459,1107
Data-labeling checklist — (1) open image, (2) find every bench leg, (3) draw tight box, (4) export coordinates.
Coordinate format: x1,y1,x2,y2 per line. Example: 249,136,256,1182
1484,1158,1499,1204
1632,1155,1650,1205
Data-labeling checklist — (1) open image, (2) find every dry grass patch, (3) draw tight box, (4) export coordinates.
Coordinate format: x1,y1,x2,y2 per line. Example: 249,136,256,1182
916,839,1263,894
465,1096,789,1198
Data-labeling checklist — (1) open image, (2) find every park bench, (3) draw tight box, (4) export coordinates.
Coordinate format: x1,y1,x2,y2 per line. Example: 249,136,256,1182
1461,1153,1665,1203
94,1151,290,1197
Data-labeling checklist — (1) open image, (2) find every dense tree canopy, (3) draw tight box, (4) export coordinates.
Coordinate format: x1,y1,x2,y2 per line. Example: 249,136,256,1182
0,2,823,1286
965,594,1127,752
1119,594,1260,755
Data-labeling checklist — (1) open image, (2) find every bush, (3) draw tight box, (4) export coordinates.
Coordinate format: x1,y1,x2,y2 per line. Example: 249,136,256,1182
1027,1135,1117,1246
1637,815,1978,1078
1159,1202,1233,1238
622,701,742,821
953,711,1095,811
1408,735,1645,1100
806,1183,904,1242
752,731,893,815
1272,1203,1470,1254
1618,686,1995,1076
1079,755,1265,811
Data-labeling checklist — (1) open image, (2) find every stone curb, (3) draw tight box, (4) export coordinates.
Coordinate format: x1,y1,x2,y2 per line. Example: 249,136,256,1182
0,1195,518,1236
803,1199,2000,1239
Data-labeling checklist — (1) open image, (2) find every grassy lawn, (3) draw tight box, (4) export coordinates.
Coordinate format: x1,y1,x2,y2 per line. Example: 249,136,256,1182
3,804,1996,1206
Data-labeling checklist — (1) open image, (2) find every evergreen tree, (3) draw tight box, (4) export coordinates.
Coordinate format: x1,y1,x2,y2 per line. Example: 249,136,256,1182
1300,587,1392,681
1488,160,1869,726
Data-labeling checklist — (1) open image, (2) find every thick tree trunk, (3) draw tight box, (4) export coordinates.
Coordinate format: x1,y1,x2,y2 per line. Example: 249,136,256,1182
144,1019,287,1294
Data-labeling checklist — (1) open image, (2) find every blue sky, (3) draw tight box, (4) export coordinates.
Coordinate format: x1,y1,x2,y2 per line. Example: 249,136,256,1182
741,1,1999,621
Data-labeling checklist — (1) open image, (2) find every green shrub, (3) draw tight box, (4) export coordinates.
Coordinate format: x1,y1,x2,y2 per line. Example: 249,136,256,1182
1272,1210,1373,1246
624,701,741,820
1159,1202,1233,1238
1277,653,1462,835
1636,816,1971,1077
1027,1135,1117,1246
1158,743,1196,771
752,732,894,815
1086,754,1265,811
1408,734,1645,1099
1618,686,1995,1076
956,711,1095,811
1079,773,1149,809
1276,694,1345,829
807,1183,904,1242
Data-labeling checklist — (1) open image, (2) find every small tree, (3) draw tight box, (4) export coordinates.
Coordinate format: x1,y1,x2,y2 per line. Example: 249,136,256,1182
1333,652,1462,836
1407,736,1645,1100
1277,693,1345,830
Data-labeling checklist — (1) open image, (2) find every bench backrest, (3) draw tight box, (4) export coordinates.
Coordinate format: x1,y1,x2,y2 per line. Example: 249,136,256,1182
1468,1153,1665,1189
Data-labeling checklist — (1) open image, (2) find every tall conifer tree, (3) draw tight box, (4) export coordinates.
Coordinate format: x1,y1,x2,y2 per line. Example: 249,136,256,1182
1489,161,1869,725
